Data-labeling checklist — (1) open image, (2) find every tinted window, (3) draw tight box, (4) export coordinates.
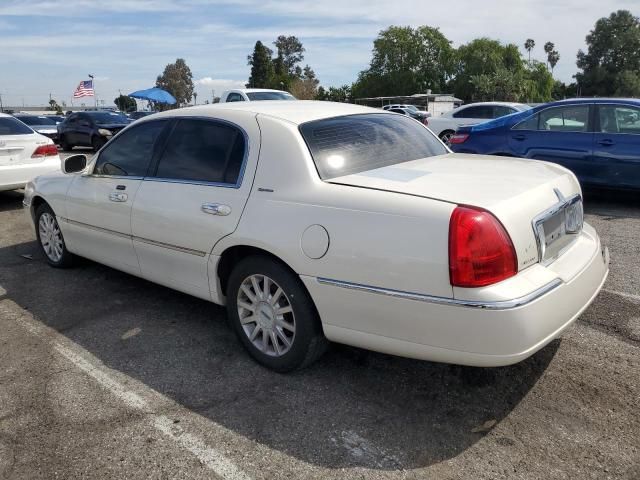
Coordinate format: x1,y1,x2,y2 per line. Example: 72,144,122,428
154,119,246,185
493,106,516,118
300,113,448,180
85,112,129,124
15,115,57,126
94,120,166,176
539,105,589,132
226,93,244,102
0,117,34,135
453,105,494,119
599,105,640,135
389,108,407,114
246,91,296,101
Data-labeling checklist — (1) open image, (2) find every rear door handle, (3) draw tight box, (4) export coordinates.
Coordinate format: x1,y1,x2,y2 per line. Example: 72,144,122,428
109,192,128,202
202,203,231,216
598,139,614,146
512,134,526,141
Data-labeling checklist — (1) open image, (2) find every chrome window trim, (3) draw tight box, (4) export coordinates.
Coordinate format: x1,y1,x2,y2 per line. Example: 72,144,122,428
59,217,207,257
531,190,583,265
316,277,563,310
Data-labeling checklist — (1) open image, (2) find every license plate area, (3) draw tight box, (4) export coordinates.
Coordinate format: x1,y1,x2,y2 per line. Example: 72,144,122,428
533,191,583,265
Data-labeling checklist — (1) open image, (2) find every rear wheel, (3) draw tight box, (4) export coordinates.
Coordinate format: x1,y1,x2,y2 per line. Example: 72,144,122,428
439,130,455,145
35,203,74,268
59,135,72,151
226,255,327,372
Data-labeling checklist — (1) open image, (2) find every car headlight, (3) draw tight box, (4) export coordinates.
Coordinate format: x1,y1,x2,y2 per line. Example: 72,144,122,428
98,128,113,136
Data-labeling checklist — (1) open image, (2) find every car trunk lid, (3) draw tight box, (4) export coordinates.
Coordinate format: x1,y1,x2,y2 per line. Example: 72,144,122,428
0,133,50,166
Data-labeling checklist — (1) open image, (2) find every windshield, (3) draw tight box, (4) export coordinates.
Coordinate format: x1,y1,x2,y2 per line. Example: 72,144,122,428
0,117,34,135
404,105,419,112
246,92,296,101
86,112,129,124
15,115,57,126
300,113,448,180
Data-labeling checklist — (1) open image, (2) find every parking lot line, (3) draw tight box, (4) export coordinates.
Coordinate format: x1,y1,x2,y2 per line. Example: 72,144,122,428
604,289,640,303
4,297,252,480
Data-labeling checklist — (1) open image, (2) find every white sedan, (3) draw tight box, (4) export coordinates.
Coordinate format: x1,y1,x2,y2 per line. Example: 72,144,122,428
1,113,61,192
428,102,531,143
23,101,609,372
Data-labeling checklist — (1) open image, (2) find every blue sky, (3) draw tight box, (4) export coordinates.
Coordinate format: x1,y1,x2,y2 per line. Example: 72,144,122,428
0,0,636,107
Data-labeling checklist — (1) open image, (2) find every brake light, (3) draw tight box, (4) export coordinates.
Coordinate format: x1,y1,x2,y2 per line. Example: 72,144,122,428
448,133,469,144
32,144,58,158
448,206,517,287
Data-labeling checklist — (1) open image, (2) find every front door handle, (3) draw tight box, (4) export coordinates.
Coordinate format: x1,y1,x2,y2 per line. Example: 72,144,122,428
512,134,526,141
109,192,128,202
598,139,614,146
202,203,231,216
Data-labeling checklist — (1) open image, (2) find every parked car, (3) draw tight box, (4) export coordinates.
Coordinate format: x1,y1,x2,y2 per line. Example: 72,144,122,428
13,114,59,143
45,115,66,124
449,98,640,191
128,111,156,121
24,101,608,372
57,111,130,151
220,88,296,102
0,113,60,192
384,105,430,125
428,102,531,143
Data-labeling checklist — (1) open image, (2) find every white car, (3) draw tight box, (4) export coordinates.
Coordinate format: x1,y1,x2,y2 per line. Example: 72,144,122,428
23,101,609,372
0,113,61,192
220,88,296,103
428,102,531,143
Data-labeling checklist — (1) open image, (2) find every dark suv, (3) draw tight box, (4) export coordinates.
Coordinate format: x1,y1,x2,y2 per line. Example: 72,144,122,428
58,111,130,151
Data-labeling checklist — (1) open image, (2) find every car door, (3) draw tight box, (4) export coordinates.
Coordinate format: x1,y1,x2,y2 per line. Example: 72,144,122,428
131,116,259,300
592,104,640,189
76,114,94,146
63,119,169,275
508,104,594,183
63,114,79,144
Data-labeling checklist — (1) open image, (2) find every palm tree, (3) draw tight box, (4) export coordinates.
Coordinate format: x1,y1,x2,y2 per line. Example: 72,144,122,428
524,38,535,63
544,42,555,67
548,50,560,75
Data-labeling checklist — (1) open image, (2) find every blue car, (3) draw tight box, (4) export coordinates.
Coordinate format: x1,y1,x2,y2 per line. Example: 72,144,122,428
449,98,640,190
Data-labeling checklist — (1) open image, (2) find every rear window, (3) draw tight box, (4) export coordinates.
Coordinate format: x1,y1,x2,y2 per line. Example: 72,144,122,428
0,117,34,135
246,92,295,101
299,113,447,180
15,115,57,126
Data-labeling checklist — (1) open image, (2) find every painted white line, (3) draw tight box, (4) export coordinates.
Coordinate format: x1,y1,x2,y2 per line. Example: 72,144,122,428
603,289,640,303
7,301,252,480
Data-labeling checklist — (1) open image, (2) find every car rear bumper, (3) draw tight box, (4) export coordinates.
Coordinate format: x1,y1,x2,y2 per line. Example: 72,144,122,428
302,225,609,367
0,157,61,192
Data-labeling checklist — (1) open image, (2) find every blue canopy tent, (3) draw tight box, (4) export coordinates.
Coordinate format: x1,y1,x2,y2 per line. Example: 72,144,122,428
129,87,176,104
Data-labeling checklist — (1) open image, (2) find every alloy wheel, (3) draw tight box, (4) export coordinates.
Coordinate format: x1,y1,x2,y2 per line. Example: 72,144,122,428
38,212,64,263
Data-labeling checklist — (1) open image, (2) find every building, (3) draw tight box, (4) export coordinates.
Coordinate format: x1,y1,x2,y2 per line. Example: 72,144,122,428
355,93,463,116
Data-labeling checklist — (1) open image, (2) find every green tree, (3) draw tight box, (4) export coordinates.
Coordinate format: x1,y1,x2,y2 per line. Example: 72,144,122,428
524,38,535,62
576,10,640,96
352,25,454,98
273,35,305,77
614,71,640,96
47,98,63,114
315,84,352,103
289,65,319,99
247,40,274,88
543,41,554,67
114,94,136,112
548,50,560,75
155,58,194,107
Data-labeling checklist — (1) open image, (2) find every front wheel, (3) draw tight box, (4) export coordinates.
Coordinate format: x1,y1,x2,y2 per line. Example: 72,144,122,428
226,256,327,372
35,203,75,268
59,135,72,152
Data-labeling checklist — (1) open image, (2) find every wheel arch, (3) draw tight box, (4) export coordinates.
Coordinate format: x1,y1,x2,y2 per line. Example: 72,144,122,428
30,195,48,220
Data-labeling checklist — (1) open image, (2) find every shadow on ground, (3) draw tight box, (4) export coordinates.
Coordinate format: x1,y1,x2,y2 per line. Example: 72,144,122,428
0,234,562,470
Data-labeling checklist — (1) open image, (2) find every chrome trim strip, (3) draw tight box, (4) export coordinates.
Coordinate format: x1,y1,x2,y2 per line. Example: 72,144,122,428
531,192,583,264
316,277,563,310
60,217,206,257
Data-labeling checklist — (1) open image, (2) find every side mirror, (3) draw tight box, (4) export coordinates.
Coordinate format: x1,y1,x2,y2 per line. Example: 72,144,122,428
63,154,87,174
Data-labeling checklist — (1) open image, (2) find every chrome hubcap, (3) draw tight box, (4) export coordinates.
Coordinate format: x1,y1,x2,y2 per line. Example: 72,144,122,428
38,212,63,262
237,274,295,357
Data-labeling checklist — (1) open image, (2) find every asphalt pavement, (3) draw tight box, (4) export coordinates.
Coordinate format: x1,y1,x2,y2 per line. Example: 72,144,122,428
0,181,638,480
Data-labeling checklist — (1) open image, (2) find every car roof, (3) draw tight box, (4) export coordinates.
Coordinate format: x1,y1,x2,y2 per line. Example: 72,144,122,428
151,100,379,125
544,97,640,107
228,88,291,93
458,101,527,107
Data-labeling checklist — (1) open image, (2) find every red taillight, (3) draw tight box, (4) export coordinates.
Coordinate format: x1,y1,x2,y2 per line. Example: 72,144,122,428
448,206,517,287
448,133,469,144
32,144,58,158
422,118,429,126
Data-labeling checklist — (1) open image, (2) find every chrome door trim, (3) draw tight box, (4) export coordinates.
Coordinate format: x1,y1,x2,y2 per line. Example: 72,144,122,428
201,203,231,216
59,217,207,257
316,277,563,310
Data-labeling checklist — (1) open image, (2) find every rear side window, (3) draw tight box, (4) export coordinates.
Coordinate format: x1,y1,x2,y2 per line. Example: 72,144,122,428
94,120,167,176
453,105,494,119
493,106,516,118
300,113,448,180
153,119,246,185
0,117,33,135
226,93,244,102
515,105,590,132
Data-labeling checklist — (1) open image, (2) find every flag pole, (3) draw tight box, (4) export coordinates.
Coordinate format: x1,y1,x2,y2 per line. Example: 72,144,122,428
88,74,95,108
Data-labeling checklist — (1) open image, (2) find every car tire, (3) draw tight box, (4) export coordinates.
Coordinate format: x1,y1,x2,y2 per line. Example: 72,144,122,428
226,255,328,372
439,130,455,144
59,135,72,152
92,136,106,152
35,203,75,268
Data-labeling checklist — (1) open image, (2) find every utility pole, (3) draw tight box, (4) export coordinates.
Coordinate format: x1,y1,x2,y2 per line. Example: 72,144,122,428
212,89,215,103
0,93,3,112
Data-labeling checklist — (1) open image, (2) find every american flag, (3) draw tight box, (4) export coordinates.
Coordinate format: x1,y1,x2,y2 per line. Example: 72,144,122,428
73,80,94,98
